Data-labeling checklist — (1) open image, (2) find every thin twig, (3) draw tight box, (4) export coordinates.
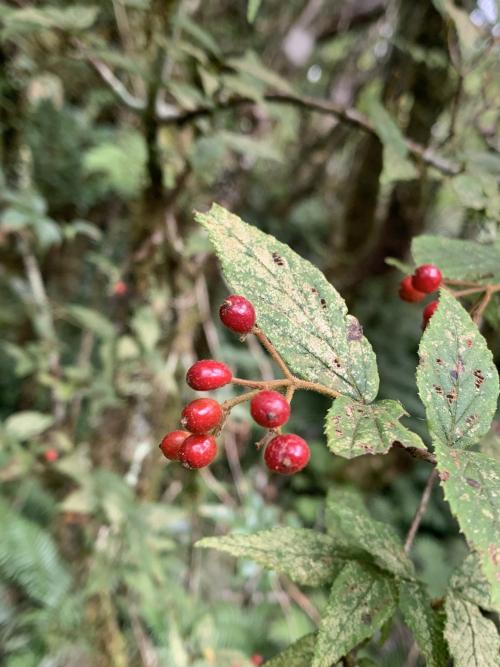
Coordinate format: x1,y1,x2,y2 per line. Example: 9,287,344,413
404,469,437,554
279,577,322,625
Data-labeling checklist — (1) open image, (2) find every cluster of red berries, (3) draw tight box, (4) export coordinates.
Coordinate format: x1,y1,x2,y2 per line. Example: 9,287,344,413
159,295,310,475
398,264,441,328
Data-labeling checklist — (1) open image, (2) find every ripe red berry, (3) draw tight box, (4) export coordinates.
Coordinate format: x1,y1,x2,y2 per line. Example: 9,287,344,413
219,295,256,334
250,390,291,428
179,434,217,469
43,448,59,463
159,430,190,461
251,656,264,666
113,280,128,296
422,300,439,329
181,398,223,433
186,360,232,391
264,434,310,475
411,264,442,294
398,276,425,303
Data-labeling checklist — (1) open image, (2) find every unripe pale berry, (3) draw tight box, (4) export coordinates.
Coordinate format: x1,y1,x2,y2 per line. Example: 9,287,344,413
398,276,425,303
186,360,232,391
179,434,217,469
219,295,256,334
411,264,442,294
264,434,310,475
181,398,223,433
250,390,291,428
159,430,190,461
422,300,439,329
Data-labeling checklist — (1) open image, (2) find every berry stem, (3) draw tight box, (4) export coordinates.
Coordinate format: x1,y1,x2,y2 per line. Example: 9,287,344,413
222,390,261,411
285,385,296,403
231,376,340,399
252,326,294,379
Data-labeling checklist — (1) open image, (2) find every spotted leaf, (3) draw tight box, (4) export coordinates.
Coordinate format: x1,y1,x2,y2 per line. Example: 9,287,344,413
399,581,448,667
196,204,378,401
325,397,425,459
449,552,498,613
196,527,341,587
444,592,500,667
417,290,499,448
435,441,500,611
264,633,317,666
312,561,397,667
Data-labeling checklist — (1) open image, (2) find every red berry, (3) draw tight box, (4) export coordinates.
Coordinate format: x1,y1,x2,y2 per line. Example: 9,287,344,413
264,434,310,475
181,398,223,433
398,276,425,303
411,264,442,293
179,434,217,469
219,295,256,334
113,280,128,296
250,390,291,428
43,448,58,463
251,656,264,666
422,300,439,329
186,360,232,391
159,430,190,461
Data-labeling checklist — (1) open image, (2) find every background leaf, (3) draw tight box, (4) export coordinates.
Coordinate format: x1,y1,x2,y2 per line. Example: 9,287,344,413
313,561,397,667
196,528,341,586
435,441,500,610
416,290,499,448
449,553,497,613
4,411,53,440
325,397,425,458
196,204,379,402
412,236,500,284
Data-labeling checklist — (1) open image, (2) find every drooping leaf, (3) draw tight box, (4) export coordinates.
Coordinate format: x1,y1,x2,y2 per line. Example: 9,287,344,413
4,411,54,440
416,290,499,448
247,0,263,23
65,304,115,338
264,633,317,666
196,204,379,402
412,235,500,284
325,397,425,459
312,561,397,667
444,592,500,667
435,441,500,610
399,581,448,667
196,528,341,586
450,552,498,613
325,487,414,578
227,51,294,94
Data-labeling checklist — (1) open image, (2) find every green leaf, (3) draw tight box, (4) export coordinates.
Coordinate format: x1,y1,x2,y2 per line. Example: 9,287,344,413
416,290,499,448
196,528,340,586
450,553,498,613
399,581,448,667
444,592,500,667
264,633,317,666
325,487,414,578
435,442,500,611
325,397,425,459
4,411,53,440
412,235,500,284
451,174,487,210
227,51,294,95
313,561,397,667
65,304,115,338
247,0,263,23
196,204,379,402
1,6,99,38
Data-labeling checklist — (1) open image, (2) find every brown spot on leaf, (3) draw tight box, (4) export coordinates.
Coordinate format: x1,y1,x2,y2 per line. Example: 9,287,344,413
272,251,285,267
433,385,444,395
361,613,372,624
466,338,473,348
465,477,481,489
320,298,327,310
439,470,450,481
436,358,444,365
446,387,457,404
474,369,485,389
466,415,478,427
489,545,499,567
